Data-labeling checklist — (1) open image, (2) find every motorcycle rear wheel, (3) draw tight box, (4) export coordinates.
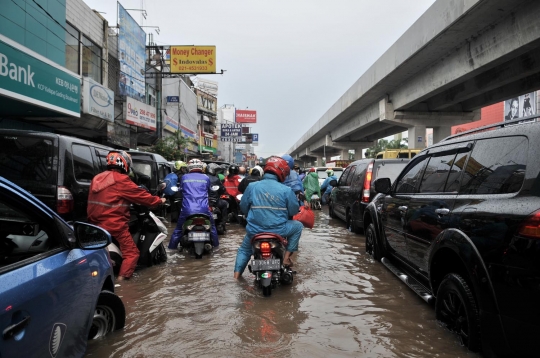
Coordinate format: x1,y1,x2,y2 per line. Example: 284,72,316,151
262,286,272,297
152,243,167,264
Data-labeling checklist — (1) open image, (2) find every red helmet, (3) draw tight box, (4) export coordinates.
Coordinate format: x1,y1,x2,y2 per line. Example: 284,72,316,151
309,167,316,172
263,156,290,182
106,151,132,174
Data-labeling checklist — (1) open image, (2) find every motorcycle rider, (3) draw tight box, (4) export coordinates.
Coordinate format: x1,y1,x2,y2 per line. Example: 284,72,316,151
163,160,188,221
233,156,303,279
87,150,165,281
320,169,337,205
169,159,219,250
224,164,242,222
281,154,307,206
239,166,247,178
303,167,321,204
206,163,228,225
238,165,263,193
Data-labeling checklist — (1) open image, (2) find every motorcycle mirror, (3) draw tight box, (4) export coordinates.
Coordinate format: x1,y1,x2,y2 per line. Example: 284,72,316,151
211,185,220,191
170,186,179,192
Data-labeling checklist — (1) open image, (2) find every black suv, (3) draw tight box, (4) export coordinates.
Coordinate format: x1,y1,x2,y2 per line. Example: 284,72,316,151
364,118,540,357
0,129,113,221
127,151,172,193
329,158,409,233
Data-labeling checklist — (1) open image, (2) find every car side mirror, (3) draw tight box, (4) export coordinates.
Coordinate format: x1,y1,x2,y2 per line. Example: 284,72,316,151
374,178,392,194
73,222,111,249
329,179,338,187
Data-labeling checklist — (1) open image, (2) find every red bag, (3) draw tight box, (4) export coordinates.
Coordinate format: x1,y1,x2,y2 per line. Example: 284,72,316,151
293,206,315,229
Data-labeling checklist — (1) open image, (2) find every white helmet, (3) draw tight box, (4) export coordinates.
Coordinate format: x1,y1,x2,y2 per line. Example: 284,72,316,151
187,159,204,172
250,165,264,177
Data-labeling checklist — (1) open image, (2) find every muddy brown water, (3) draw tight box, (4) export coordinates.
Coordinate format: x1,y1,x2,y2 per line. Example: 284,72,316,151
86,209,481,357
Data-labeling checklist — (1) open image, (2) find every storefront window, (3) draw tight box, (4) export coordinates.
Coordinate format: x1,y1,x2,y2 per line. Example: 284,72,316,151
65,23,79,74
82,35,102,83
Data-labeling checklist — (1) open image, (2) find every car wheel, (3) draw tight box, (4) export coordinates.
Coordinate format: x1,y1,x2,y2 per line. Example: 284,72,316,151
329,203,336,218
88,291,126,340
365,223,382,261
435,274,481,352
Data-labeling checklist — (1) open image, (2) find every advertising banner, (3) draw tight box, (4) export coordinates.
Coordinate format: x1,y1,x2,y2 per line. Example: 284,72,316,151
236,144,246,149
221,137,243,142
504,92,537,121
0,34,80,117
124,97,157,131
82,77,113,121
251,133,259,146
166,96,179,103
107,122,131,148
235,109,257,123
118,3,146,101
221,123,242,137
195,78,218,96
164,115,178,133
170,46,216,74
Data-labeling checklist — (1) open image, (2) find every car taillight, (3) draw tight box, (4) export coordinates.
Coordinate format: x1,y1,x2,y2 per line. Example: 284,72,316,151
193,217,206,225
57,186,74,214
362,163,373,203
518,210,540,239
260,242,271,259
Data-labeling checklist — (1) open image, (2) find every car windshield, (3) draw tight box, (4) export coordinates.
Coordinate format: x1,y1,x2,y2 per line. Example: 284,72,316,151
0,135,56,187
374,162,409,183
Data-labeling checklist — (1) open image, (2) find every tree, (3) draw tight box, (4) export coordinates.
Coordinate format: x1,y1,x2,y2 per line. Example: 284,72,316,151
150,131,191,161
364,138,408,158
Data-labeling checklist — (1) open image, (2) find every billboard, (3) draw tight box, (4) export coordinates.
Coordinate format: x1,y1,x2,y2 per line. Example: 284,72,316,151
236,109,257,123
124,97,157,130
221,123,242,137
118,3,146,101
195,78,218,96
504,92,537,121
82,77,114,122
170,46,216,74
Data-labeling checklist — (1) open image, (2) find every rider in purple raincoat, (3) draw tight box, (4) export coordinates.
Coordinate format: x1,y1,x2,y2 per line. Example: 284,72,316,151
169,159,219,249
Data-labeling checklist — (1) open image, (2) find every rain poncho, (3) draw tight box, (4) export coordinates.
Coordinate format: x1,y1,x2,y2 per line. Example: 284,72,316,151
233,173,304,274
282,169,304,194
303,172,321,202
169,172,218,248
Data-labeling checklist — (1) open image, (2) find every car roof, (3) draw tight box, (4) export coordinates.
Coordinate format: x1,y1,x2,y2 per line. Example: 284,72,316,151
127,151,168,163
315,167,344,171
0,176,55,218
0,129,113,150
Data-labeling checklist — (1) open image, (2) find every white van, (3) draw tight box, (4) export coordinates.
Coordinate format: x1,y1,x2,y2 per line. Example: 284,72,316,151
315,167,344,186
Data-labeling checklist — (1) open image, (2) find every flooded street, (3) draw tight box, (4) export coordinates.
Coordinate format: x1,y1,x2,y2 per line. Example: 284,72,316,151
86,209,480,358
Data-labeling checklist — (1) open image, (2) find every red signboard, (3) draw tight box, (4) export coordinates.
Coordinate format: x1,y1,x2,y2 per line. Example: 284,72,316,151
236,109,257,123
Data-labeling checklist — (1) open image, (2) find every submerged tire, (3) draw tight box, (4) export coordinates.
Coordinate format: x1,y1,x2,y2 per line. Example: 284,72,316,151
329,203,336,218
435,274,481,352
365,223,381,261
152,243,167,265
88,291,126,340
262,286,272,297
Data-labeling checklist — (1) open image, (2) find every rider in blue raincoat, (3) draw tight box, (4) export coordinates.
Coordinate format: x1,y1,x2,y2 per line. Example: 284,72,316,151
281,154,305,204
233,156,303,278
320,169,337,205
169,159,219,249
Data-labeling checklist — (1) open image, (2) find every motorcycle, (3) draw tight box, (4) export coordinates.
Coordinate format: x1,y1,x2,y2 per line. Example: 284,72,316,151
180,214,213,259
220,193,245,224
248,232,295,297
108,182,168,274
209,185,226,235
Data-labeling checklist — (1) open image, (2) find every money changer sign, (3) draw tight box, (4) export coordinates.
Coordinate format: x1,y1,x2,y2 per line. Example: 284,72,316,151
170,46,216,74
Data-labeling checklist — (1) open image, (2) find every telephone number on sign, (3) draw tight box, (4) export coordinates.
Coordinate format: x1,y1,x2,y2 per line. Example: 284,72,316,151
177,66,208,71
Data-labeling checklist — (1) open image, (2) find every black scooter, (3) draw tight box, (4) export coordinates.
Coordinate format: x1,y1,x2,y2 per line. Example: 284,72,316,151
209,185,226,235
248,232,295,297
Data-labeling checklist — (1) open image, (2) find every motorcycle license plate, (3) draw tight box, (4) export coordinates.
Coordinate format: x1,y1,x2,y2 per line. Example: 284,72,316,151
212,214,218,219
251,259,281,271
188,231,210,242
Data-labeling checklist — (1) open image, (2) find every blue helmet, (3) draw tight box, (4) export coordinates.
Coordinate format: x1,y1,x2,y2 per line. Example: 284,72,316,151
281,154,294,169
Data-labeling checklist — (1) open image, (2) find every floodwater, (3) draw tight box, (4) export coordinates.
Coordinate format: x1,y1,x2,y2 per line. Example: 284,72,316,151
86,209,480,358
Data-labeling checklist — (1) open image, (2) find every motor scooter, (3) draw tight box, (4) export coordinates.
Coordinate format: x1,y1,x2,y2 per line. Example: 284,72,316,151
179,214,213,259
248,232,295,297
107,181,168,274
209,185,226,235
220,193,244,224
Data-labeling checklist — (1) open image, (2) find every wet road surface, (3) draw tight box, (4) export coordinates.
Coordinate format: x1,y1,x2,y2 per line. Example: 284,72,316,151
86,208,481,357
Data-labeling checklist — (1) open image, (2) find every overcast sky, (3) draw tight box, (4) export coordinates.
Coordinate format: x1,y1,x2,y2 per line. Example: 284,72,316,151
83,0,436,157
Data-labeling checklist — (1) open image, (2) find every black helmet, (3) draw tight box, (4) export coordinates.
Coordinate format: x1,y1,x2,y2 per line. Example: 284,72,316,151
207,163,220,176
228,164,239,175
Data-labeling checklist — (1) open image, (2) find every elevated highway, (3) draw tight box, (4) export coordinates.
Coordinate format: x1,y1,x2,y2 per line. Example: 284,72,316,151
289,0,540,164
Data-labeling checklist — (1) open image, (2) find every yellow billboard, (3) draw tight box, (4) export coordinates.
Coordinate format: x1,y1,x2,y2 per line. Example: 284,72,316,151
170,46,216,74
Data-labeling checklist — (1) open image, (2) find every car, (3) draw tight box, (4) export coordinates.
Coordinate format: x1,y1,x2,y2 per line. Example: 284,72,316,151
329,158,409,233
363,117,540,357
315,166,344,186
0,176,125,357
127,151,172,193
0,129,115,222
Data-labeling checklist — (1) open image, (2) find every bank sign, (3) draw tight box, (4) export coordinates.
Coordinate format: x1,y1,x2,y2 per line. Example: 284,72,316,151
82,77,113,121
0,35,80,117
125,97,157,131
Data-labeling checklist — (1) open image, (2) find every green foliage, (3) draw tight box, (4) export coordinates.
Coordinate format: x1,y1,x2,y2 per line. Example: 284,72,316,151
150,131,191,161
364,138,408,158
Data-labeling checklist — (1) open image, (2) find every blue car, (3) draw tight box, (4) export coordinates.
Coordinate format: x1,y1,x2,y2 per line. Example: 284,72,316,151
0,177,125,357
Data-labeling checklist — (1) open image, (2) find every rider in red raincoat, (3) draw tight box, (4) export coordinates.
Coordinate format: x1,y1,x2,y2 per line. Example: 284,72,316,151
87,151,164,280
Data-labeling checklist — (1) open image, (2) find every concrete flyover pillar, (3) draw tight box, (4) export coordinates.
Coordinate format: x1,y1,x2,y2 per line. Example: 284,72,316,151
432,126,452,145
408,125,426,149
